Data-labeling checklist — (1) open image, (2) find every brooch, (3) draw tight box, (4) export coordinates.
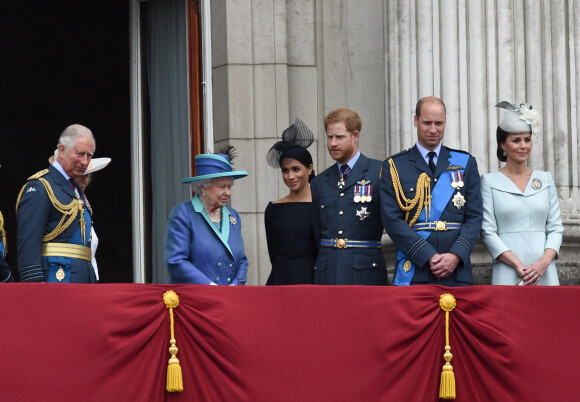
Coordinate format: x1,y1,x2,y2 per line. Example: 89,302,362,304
531,178,542,190
229,216,237,225
356,207,370,221
452,192,466,210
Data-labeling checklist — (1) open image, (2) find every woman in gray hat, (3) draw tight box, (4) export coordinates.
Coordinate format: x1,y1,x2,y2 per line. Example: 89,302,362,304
480,102,563,285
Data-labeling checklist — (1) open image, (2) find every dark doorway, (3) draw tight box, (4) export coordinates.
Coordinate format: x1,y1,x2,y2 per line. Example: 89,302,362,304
0,1,133,282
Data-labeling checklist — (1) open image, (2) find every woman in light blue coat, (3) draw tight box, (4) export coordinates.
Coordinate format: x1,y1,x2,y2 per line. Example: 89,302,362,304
481,102,563,285
165,148,249,285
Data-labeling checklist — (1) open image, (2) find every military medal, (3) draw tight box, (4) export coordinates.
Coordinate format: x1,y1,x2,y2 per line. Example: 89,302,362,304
456,172,464,188
56,266,65,282
452,192,466,209
531,177,542,190
449,172,458,188
338,177,346,189
353,185,362,203
356,207,370,221
403,260,412,272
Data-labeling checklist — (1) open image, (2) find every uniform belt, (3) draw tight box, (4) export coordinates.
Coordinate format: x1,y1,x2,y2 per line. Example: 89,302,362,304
412,221,462,231
321,238,381,249
41,242,92,261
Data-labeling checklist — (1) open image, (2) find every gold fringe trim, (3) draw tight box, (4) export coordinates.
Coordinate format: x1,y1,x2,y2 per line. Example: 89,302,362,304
439,293,457,399
163,290,183,393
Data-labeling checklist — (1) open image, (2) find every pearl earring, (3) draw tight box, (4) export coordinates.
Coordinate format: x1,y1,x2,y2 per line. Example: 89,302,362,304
202,193,206,196
502,150,507,157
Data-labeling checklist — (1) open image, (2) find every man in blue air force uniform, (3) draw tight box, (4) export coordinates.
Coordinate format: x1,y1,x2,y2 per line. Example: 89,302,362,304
16,124,96,283
380,96,482,286
311,108,387,285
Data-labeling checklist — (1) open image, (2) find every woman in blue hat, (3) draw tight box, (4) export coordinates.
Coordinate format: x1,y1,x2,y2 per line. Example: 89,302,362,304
164,147,249,285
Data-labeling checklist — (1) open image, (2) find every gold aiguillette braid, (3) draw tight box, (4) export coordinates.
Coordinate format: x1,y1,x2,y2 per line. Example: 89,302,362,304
16,176,85,243
387,158,431,226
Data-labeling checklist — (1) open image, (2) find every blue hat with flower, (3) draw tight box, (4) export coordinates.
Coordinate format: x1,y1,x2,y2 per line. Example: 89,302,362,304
181,153,248,183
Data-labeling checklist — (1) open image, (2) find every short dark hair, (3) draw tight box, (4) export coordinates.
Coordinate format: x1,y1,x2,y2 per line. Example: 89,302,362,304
280,147,316,182
496,126,510,162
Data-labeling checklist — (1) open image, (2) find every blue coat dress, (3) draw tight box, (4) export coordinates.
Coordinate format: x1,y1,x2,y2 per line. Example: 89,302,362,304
310,154,388,285
480,170,562,285
165,195,248,285
17,165,94,283
380,145,483,286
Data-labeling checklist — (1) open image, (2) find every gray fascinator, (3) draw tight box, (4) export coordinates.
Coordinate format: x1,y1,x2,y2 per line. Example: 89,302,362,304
495,101,542,136
266,117,315,168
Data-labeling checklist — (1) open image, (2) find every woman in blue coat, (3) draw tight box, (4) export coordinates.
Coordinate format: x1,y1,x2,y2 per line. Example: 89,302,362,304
165,148,249,285
481,102,563,286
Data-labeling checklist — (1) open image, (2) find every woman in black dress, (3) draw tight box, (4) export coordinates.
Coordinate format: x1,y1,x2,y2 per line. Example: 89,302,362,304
265,118,317,285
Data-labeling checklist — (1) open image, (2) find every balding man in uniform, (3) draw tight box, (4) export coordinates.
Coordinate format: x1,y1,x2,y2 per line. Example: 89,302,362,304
310,108,388,285
380,96,482,286
17,124,96,283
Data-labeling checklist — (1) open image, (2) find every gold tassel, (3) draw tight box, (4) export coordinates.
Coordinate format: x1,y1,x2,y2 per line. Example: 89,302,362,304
439,293,457,400
164,290,183,393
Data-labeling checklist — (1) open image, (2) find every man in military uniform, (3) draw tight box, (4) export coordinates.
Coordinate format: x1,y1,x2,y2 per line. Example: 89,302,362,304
380,96,482,286
311,108,387,285
16,124,96,283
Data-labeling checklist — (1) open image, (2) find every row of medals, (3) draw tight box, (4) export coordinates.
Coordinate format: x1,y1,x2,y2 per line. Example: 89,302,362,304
353,179,372,203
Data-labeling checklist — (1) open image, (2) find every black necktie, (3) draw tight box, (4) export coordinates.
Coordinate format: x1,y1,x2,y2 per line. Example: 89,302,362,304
340,164,349,180
428,151,436,174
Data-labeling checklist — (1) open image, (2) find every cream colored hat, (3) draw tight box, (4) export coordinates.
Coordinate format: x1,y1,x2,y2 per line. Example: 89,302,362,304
495,101,542,135
84,157,111,175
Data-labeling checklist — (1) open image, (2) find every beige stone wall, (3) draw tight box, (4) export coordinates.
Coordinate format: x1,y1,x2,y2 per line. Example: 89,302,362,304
212,0,580,285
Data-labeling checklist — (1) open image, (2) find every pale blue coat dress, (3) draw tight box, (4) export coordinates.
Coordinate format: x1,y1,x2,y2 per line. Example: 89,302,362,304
480,170,563,285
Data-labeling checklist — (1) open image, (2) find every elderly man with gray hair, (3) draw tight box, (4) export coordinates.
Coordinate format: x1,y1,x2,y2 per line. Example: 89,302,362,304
16,124,96,283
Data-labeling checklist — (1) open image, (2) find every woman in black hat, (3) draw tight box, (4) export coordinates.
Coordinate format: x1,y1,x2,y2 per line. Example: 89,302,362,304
264,118,317,285
165,147,249,285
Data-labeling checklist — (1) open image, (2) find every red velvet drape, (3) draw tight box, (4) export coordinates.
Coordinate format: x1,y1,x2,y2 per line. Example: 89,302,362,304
1,284,579,401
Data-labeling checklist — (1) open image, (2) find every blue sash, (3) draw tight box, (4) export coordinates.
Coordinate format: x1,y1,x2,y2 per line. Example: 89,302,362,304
394,151,469,285
46,208,92,283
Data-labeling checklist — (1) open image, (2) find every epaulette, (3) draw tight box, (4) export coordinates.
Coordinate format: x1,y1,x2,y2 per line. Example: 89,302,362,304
27,169,49,181
386,148,412,160
443,146,470,155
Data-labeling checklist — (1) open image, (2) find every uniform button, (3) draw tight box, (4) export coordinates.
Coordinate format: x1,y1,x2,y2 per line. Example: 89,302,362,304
340,193,344,197
217,262,222,267
229,263,233,268
434,178,438,182
216,277,220,281
338,230,343,235
227,278,231,283
321,205,325,209
314,266,317,270
372,263,377,268
410,188,414,192
339,211,344,215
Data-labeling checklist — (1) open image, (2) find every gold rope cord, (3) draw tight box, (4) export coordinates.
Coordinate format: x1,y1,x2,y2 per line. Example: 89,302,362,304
164,290,183,392
439,293,457,399
16,175,86,243
387,158,431,226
